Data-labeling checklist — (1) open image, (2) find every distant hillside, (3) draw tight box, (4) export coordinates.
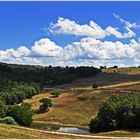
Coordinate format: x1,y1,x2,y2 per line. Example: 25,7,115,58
0,62,100,88
54,67,140,89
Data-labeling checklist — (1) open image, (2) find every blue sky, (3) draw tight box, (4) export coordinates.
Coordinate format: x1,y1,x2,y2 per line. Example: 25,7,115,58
0,1,140,67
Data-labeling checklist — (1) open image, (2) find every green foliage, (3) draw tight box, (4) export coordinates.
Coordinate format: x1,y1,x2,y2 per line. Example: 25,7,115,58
89,94,140,132
92,84,98,89
21,102,32,110
39,98,53,113
7,103,33,126
2,116,17,125
0,99,7,117
51,91,60,98
0,62,100,89
0,84,39,105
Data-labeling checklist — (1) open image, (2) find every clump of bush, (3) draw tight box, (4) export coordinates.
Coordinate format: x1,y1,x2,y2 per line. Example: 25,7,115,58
36,98,53,114
89,94,140,133
51,91,61,98
92,84,98,90
0,117,17,125
0,116,17,125
7,102,33,126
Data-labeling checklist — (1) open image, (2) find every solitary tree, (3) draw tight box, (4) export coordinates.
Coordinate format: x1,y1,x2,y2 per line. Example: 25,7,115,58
39,98,53,113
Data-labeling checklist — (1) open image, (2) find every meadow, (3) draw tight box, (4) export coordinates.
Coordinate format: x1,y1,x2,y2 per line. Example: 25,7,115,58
24,67,140,128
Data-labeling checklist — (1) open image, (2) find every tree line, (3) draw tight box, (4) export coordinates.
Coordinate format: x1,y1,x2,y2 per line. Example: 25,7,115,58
0,62,100,88
0,62,100,127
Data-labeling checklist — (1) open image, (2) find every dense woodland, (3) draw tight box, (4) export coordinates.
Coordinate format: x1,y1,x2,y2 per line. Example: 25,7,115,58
0,62,100,87
0,62,100,126
90,94,140,132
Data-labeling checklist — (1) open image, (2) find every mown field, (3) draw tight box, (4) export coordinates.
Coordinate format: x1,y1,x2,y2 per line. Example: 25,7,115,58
24,67,140,127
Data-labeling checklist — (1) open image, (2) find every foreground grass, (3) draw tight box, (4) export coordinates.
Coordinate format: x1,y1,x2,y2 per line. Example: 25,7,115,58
0,123,91,139
0,123,140,138
0,123,68,138
96,130,140,137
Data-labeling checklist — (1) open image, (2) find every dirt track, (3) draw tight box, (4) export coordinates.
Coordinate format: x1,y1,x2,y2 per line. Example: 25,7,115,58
12,125,140,140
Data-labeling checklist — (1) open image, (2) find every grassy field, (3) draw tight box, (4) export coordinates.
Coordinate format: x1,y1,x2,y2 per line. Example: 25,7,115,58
1,123,140,139
24,68,140,127
54,67,140,89
0,123,94,139
96,130,140,137
25,89,115,126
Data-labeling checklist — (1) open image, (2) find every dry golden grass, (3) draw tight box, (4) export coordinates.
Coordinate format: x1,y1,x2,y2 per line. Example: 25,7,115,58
25,89,120,126
95,130,140,137
24,67,140,127
0,123,93,139
54,68,140,89
102,67,140,74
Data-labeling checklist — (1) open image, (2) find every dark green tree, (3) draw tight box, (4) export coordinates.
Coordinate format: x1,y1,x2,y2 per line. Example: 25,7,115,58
39,98,53,113
7,103,33,126
89,94,140,133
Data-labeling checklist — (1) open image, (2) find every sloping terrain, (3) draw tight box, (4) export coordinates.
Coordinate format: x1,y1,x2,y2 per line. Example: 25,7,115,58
24,68,140,127
54,68,140,89
0,67,138,138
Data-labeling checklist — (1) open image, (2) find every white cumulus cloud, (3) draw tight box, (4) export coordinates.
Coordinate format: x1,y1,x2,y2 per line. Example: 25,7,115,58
0,37,140,67
49,17,136,39
63,37,139,61
0,46,30,60
106,26,135,38
50,17,106,39
31,38,63,57
113,13,140,29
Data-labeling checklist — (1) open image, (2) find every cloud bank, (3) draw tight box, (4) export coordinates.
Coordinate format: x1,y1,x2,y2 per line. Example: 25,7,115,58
0,15,140,67
0,37,140,67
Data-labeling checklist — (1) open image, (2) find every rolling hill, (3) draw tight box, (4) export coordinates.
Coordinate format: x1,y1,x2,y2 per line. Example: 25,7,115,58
24,67,140,127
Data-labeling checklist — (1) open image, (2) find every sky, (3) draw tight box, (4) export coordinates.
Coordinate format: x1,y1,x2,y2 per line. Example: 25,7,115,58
0,1,140,67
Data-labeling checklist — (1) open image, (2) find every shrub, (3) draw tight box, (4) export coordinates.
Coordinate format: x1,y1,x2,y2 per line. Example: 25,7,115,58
7,103,33,126
89,94,140,132
2,116,17,125
36,98,53,113
51,91,60,98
